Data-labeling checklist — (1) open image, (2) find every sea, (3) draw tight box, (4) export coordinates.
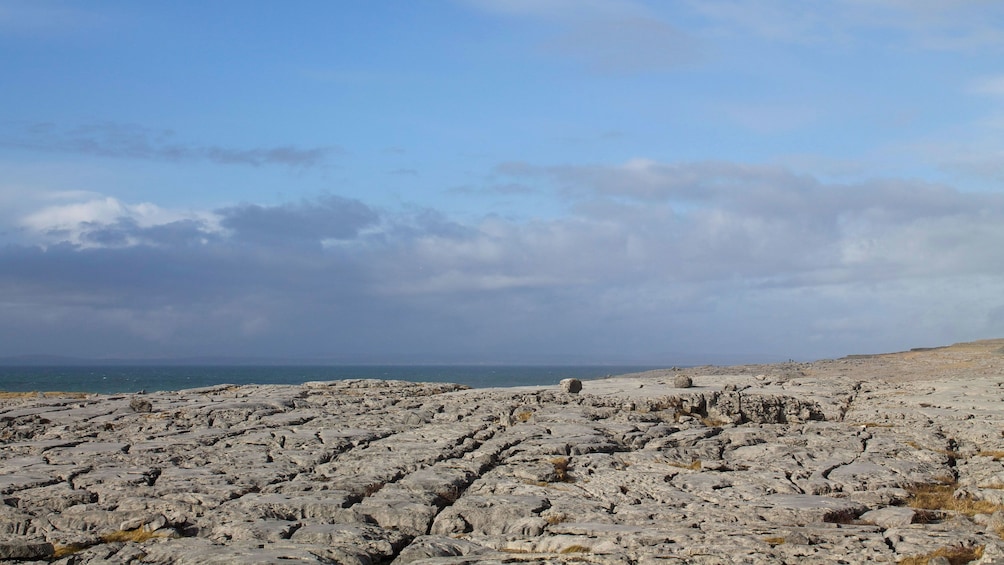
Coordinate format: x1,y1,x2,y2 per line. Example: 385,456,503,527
0,365,663,395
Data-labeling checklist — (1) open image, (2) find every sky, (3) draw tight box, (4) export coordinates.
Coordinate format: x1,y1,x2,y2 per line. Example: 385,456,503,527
3,0,1004,364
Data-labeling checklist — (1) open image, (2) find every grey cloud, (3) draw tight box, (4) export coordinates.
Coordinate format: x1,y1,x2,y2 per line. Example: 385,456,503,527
217,195,379,245
204,146,332,168
1,122,337,168
497,159,993,219
495,160,1004,284
79,218,218,249
498,160,814,203
3,169,1004,362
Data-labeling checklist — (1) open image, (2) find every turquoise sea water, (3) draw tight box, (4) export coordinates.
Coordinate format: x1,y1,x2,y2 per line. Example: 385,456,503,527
0,365,662,394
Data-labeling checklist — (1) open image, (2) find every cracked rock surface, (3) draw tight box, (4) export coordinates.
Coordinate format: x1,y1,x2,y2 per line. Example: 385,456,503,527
3,340,1004,563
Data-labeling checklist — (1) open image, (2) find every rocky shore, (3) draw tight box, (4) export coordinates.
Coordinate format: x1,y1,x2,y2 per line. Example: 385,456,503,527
4,340,1004,564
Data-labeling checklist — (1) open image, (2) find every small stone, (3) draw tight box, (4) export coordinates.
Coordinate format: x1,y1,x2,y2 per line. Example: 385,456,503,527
674,375,693,388
560,378,582,394
129,398,153,413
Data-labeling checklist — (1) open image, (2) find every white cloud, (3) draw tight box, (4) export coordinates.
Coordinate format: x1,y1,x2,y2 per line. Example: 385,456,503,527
18,194,218,248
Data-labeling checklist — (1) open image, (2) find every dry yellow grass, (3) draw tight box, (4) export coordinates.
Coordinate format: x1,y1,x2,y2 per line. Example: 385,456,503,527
52,527,169,559
978,450,1004,460
514,410,534,423
897,544,983,565
763,537,785,546
544,512,568,525
667,459,702,471
52,543,90,559
0,391,89,399
550,457,573,483
559,545,591,554
0,391,40,399
907,482,1004,517
43,391,90,399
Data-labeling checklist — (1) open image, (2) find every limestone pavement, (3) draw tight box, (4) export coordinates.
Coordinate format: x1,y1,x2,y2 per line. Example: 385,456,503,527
3,340,1004,563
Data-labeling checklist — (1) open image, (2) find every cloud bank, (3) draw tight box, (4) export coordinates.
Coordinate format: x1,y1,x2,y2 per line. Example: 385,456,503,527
2,159,1003,363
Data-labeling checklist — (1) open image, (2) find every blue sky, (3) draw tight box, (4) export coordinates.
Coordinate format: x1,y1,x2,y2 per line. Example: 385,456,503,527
3,0,1004,363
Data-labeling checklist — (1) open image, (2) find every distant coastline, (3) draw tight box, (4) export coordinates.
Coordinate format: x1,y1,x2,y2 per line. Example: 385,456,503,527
0,364,664,395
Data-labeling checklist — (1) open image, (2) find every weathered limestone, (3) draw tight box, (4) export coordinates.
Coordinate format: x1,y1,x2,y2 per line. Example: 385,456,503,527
560,378,582,394
3,341,1004,563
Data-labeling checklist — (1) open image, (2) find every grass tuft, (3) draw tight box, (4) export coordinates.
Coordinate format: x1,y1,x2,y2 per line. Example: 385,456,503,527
897,544,983,565
52,543,90,559
906,481,1004,517
559,545,591,554
763,537,785,546
544,512,568,525
53,526,170,558
550,457,574,483
667,459,702,471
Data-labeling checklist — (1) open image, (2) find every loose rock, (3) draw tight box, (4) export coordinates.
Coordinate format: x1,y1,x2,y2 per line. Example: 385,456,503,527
128,397,153,413
560,378,582,393
674,374,693,388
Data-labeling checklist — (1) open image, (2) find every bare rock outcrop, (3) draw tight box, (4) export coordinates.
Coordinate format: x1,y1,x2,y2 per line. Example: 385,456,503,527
2,340,1004,563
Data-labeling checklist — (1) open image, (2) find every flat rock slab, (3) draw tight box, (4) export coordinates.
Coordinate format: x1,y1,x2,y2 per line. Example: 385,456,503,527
2,340,1004,563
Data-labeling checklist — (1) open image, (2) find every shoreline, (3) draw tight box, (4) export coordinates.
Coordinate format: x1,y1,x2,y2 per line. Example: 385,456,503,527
2,339,1004,563
0,365,663,396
